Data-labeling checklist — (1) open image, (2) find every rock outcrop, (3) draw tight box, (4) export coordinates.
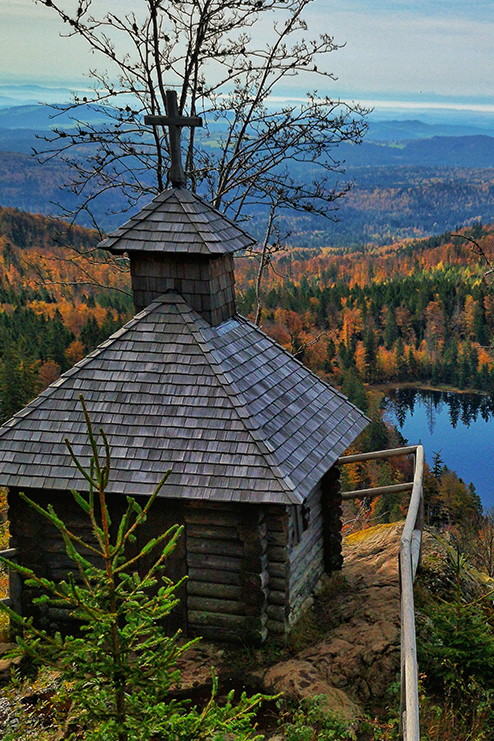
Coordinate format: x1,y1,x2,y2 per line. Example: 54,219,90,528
260,523,402,720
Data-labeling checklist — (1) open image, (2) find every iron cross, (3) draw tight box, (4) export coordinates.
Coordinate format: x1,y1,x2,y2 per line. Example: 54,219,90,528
144,90,202,187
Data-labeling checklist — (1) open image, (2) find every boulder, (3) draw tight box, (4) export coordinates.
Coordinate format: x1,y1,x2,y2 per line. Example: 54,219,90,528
262,659,361,722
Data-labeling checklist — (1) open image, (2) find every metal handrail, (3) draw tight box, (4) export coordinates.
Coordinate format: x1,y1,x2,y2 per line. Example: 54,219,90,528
0,547,20,611
338,444,425,741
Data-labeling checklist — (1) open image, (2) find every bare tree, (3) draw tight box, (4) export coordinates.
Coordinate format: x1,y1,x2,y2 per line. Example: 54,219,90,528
35,0,367,225
34,0,367,321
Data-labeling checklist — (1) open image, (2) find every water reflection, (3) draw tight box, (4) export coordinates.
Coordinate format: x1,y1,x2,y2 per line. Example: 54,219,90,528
382,389,494,434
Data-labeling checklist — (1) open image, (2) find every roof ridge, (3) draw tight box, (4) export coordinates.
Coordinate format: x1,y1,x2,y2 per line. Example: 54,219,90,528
178,190,256,245
175,302,303,504
98,189,176,246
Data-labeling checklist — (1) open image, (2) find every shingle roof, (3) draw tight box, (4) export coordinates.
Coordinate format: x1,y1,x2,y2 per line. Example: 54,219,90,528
0,295,368,504
99,188,256,255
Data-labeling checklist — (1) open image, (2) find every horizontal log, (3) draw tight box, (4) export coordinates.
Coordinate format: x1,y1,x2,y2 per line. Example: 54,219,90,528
289,595,314,626
188,595,244,615
267,619,286,635
187,553,241,572
290,523,323,560
267,604,288,621
187,538,243,557
192,625,268,644
267,530,288,547
268,590,289,606
290,571,324,611
241,553,267,574
290,552,323,586
338,445,418,465
185,510,243,527
293,534,323,561
188,610,264,631
263,504,288,515
267,562,288,578
265,516,288,533
268,576,288,592
188,582,242,600
341,482,414,500
290,561,323,595
267,545,288,562
187,523,239,541
239,570,269,591
290,543,324,584
290,574,320,610
188,568,240,586
43,541,72,554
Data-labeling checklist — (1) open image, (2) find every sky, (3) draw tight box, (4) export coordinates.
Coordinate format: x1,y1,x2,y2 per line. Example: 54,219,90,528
1,0,494,122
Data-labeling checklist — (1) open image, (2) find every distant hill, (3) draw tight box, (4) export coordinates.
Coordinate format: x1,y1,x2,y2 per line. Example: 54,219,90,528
0,103,109,130
1,147,494,246
339,135,494,168
0,150,142,230
366,119,494,141
1,102,494,244
2,104,494,167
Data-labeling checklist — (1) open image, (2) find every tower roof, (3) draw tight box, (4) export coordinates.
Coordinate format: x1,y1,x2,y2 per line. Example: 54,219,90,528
0,295,368,504
99,188,256,256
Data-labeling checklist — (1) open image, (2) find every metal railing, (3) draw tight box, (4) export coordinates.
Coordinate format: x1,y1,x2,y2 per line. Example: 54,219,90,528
0,548,21,614
338,444,425,741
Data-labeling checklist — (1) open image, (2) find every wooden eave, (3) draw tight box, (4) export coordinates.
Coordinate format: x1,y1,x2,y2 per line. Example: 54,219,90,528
98,188,257,256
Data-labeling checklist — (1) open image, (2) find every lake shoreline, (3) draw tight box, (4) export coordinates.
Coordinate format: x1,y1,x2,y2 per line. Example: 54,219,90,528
383,387,494,509
369,382,489,398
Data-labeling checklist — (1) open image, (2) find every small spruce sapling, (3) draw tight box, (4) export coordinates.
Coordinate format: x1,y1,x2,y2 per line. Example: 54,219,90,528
0,395,266,740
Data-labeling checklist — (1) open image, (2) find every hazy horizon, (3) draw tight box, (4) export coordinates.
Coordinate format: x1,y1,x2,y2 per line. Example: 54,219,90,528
1,81,494,131
1,0,493,129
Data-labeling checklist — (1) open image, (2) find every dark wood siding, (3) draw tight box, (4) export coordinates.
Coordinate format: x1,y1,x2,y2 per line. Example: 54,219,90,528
265,505,290,641
8,489,187,632
321,466,344,573
287,485,324,626
185,502,268,644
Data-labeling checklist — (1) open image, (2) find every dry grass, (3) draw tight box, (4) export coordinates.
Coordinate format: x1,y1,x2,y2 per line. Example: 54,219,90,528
344,522,399,546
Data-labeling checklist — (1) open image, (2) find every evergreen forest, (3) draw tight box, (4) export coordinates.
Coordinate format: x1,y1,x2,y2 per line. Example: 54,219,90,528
0,204,490,529
237,221,494,397
1,203,494,740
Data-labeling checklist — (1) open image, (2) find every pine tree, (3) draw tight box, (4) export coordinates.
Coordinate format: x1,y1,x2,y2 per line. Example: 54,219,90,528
0,397,267,741
363,329,377,383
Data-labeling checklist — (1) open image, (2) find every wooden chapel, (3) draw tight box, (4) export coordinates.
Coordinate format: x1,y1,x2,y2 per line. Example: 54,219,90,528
0,92,368,644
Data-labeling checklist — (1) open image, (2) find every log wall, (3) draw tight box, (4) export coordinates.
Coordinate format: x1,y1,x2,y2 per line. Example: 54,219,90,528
9,479,341,645
9,489,101,630
264,505,290,641
185,501,269,644
287,485,324,626
8,488,187,632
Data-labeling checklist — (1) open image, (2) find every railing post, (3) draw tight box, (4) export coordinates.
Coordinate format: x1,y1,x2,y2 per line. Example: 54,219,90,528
338,444,424,741
9,560,22,617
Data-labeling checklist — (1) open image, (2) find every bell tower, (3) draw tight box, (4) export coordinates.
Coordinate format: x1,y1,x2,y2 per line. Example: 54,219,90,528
98,91,256,325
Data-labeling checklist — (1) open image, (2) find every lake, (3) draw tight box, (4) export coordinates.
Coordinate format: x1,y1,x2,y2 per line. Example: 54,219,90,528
382,388,494,511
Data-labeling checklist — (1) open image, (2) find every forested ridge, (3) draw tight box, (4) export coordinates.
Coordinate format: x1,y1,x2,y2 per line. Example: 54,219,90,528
238,222,494,396
0,204,490,524
2,205,494,420
0,206,132,422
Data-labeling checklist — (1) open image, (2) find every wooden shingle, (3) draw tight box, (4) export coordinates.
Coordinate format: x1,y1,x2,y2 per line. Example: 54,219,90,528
0,295,367,504
99,188,256,255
